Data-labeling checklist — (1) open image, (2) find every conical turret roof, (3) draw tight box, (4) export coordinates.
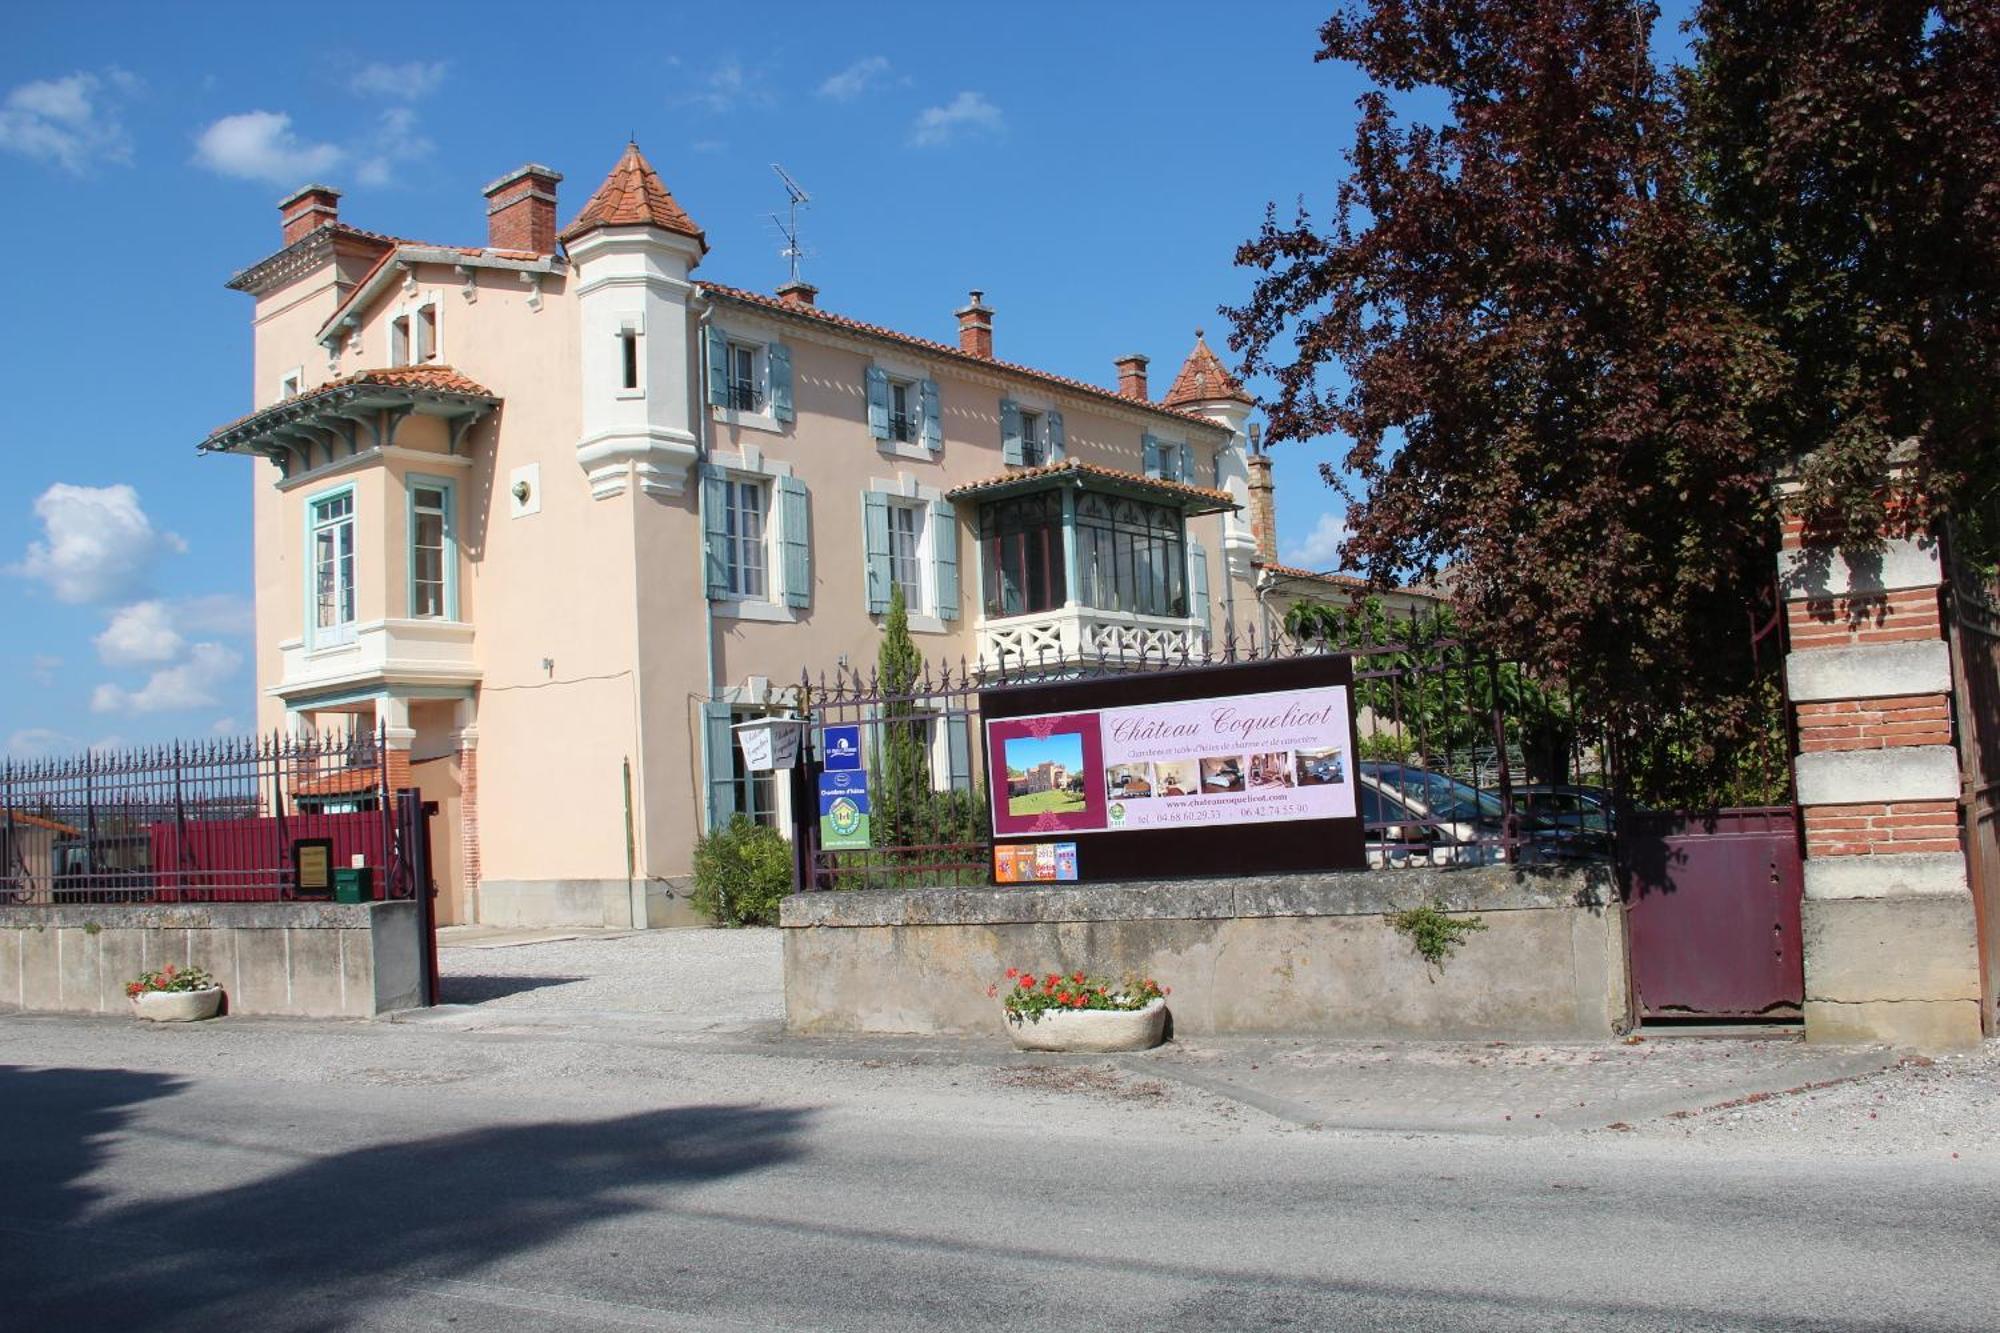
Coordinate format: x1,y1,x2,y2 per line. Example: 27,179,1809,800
560,142,706,250
1162,330,1252,407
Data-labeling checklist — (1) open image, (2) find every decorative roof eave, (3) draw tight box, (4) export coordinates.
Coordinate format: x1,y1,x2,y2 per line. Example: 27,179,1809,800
226,222,399,297
197,369,500,482
698,284,1232,435
945,458,1238,516
315,245,566,344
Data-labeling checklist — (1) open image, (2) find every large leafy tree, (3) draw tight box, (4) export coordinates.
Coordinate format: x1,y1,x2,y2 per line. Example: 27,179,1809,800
1686,0,1999,553
1228,0,1783,756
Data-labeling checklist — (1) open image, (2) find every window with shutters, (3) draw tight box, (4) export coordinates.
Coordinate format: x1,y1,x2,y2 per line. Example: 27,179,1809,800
1074,493,1188,618
730,707,779,825
978,491,1066,617
720,477,771,599
888,379,916,443
887,500,926,613
1018,411,1045,467
726,342,762,412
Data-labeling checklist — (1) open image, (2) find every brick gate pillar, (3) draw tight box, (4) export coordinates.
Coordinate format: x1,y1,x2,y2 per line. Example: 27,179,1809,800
1781,508,1983,1048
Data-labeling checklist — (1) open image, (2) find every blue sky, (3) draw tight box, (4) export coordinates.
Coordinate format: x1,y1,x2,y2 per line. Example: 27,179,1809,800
1,1,1698,760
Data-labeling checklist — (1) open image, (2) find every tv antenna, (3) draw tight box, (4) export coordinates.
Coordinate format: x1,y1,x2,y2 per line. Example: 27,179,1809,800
770,163,811,284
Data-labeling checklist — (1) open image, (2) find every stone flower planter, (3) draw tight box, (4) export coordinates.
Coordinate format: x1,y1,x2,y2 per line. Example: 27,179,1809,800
132,988,224,1023
1005,998,1167,1053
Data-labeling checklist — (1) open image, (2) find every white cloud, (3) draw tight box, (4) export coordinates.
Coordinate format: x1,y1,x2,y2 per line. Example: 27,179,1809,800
910,91,1004,148
192,110,343,184
0,69,139,174
28,654,63,686
96,601,184,667
682,59,774,115
5,728,77,761
819,56,890,101
1281,511,1352,570
91,643,242,716
353,106,432,186
689,138,727,155
347,61,447,100
10,483,186,606
210,717,242,736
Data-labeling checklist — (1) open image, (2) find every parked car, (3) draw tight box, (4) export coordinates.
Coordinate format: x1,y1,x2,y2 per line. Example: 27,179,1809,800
1511,783,1643,839
1357,763,1604,869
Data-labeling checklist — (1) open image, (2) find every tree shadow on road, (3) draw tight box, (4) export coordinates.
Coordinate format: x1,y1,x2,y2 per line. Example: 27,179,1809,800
3,1063,811,1328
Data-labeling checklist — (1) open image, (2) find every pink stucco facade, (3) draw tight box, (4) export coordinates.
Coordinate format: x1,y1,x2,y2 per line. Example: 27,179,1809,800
211,153,1273,927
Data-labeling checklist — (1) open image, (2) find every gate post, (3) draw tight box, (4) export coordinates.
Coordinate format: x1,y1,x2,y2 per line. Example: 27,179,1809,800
1780,490,1983,1047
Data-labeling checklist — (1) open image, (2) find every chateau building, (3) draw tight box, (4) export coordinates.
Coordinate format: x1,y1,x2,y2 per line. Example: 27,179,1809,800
202,142,1284,927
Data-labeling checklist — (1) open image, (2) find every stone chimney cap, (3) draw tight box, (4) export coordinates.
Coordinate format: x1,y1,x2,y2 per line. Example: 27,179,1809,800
955,288,991,315
777,280,819,307
1114,353,1150,367
483,163,565,196
278,183,341,209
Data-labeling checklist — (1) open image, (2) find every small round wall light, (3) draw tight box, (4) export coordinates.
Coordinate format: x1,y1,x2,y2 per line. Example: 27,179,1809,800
512,479,532,504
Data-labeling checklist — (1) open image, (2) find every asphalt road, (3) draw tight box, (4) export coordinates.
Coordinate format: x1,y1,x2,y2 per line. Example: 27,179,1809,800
6,1016,1995,1331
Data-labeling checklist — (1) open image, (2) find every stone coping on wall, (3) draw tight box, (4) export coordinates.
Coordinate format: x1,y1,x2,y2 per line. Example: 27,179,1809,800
0,901,394,931
780,864,1614,930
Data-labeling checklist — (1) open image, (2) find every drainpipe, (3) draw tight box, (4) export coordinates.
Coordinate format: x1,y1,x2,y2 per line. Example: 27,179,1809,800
696,298,720,834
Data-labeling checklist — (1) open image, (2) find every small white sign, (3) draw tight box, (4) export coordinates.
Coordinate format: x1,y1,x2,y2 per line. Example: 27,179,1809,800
733,716,804,772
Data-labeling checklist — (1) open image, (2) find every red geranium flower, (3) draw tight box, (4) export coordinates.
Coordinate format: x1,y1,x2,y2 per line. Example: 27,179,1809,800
1005,968,1018,980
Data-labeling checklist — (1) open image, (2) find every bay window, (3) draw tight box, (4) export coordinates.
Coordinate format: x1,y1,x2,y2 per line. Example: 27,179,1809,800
310,489,356,646
979,491,1066,618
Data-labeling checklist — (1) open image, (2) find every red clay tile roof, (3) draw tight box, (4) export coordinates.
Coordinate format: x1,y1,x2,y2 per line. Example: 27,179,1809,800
946,457,1237,512
293,768,383,798
203,366,496,441
3,809,82,837
1255,561,1371,590
700,284,1230,431
560,142,706,249
1162,332,1253,407
313,240,548,342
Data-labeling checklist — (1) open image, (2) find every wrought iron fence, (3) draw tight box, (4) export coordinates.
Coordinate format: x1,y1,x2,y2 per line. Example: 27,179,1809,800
790,618,1620,893
0,729,411,905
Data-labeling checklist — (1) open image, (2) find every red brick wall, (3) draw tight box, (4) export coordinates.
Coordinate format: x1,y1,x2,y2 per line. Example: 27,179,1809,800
459,745,480,896
1803,801,1962,857
1795,695,1954,752
1786,586,1944,648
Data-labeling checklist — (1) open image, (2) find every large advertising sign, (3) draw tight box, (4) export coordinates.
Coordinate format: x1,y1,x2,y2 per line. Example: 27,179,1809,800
981,655,1365,884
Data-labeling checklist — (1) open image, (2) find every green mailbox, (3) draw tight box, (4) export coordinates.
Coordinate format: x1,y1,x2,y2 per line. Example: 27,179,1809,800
333,866,374,904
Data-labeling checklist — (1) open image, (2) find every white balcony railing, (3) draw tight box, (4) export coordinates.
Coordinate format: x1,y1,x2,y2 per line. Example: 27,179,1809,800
272,618,478,700
976,605,1206,673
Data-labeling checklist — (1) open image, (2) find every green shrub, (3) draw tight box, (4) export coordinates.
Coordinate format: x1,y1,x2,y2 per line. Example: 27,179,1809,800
1387,902,1487,978
691,815,792,926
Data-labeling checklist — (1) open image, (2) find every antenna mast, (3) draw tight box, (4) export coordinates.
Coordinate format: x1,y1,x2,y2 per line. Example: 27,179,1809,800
770,163,811,285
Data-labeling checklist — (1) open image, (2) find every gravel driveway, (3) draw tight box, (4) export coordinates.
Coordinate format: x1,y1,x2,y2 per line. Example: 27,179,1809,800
437,926,782,1029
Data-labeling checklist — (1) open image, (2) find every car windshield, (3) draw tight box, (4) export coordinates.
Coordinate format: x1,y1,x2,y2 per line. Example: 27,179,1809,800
1359,763,1549,829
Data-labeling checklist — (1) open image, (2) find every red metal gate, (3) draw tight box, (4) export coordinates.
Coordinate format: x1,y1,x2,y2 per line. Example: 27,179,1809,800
1619,807,1805,1020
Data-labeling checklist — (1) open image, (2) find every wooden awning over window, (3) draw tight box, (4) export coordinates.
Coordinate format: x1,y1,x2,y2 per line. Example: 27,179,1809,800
945,458,1237,516
197,366,499,481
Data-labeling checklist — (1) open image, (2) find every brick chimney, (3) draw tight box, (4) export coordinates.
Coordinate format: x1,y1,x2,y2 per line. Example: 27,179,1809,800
279,184,340,245
1114,353,1150,400
777,280,818,307
1246,423,1278,565
483,164,563,254
956,290,993,359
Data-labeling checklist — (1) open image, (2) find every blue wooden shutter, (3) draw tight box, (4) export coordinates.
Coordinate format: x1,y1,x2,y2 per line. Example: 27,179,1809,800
1189,538,1210,632
931,497,959,621
1046,409,1066,461
1000,398,1024,465
866,366,890,439
778,475,810,608
861,491,892,614
705,325,728,405
945,712,971,792
1142,433,1162,478
702,467,730,599
767,343,794,422
920,378,942,451
704,702,737,828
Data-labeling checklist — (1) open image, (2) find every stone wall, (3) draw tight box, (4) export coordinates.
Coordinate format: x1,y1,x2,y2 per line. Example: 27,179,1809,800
781,866,1628,1041
0,901,424,1020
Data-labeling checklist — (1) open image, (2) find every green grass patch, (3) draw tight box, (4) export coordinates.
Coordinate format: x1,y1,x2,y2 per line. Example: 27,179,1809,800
1008,788,1087,816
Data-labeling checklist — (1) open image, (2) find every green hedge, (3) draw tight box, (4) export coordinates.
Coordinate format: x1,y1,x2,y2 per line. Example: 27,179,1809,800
690,815,792,926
